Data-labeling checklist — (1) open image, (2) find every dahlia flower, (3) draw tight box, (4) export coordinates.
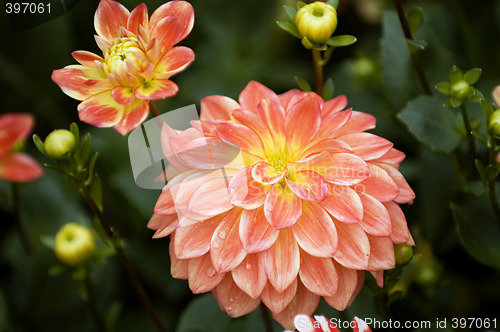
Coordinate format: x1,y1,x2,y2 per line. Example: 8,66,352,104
52,0,195,135
285,314,372,332
0,113,43,182
148,81,414,329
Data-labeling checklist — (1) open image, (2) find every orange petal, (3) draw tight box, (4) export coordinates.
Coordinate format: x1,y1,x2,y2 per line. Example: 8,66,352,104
340,132,393,160
299,251,338,296
231,253,267,298
320,184,364,223
147,213,178,238
384,201,414,245
252,161,287,185
333,111,376,137
134,79,178,100
230,109,274,149
229,167,268,209
260,280,297,314
494,85,500,107
285,94,321,150
187,253,225,293
52,65,108,101
239,81,281,115
239,207,279,253
285,170,328,202
317,108,353,138
375,147,405,166
169,235,188,279
215,122,265,157
175,136,241,170
375,162,415,204
212,274,261,317
367,235,395,270
333,221,370,269
311,152,370,186
149,1,194,47
111,86,135,105
77,90,123,128
358,193,392,236
211,209,247,273
200,95,238,122
258,99,287,151
155,46,195,76
0,113,34,157
299,137,352,158
72,51,104,69
358,163,399,202
264,183,302,230
127,3,148,35
0,153,42,182
113,98,149,135
291,202,337,257
174,217,219,259
324,263,364,310
94,0,129,40
322,95,348,117
264,229,300,293
278,89,302,110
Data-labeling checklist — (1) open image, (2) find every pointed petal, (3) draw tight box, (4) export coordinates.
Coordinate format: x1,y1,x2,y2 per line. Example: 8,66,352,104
229,167,268,209
134,79,178,100
230,109,275,149
200,95,238,122
340,132,393,160
169,235,188,279
213,274,261,317
148,213,178,238
299,251,338,296
264,229,300,292
231,253,267,298
333,221,370,269
324,263,364,310
0,153,42,182
72,51,104,68
292,202,337,257
375,162,415,204
384,201,414,245
0,113,34,156
239,207,279,253
149,0,194,46
176,137,241,170
260,280,297,314
358,163,399,202
52,65,107,101
367,235,395,270
300,137,352,158
333,111,376,137
285,170,328,202
278,89,302,110
320,184,363,223
358,193,392,236
174,216,220,259
94,0,129,40
322,95,348,117
113,99,149,135
375,147,405,166
252,161,287,185
77,91,123,128
272,281,320,330
111,86,135,105
214,122,265,157
318,108,354,138
370,271,384,287
264,183,302,230
211,209,247,273
258,99,287,150
239,81,281,115
311,152,370,186
127,3,148,35
187,253,225,293
155,46,195,76
285,94,321,150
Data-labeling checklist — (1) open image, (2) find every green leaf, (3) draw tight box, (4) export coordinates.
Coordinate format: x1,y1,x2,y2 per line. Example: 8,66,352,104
407,39,427,51
448,65,463,83
451,202,500,270
326,35,357,47
40,235,55,250
322,77,335,101
294,76,311,92
475,159,487,185
450,97,462,108
283,5,297,22
481,99,495,119
464,68,482,85
297,1,306,10
70,122,80,145
276,21,300,39
32,134,46,155
75,133,91,167
485,164,500,181
407,7,424,35
468,88,484,103
398,95,461,153
88,173,103,211
326,0,339,9
435,82,451,95
177,293,231,332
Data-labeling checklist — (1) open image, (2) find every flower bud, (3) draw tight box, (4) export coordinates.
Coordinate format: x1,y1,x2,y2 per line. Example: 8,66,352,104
489,109,500,136
394,243,413,265
296,2,338,44
450,80,471,100
54,223,95,267
44,129,76,159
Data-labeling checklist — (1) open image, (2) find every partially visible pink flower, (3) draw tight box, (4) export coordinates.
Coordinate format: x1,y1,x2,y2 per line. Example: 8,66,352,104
285,315,372,332
149,81,415,329
0,113,43,182
493,85,500,107
52,0,195,135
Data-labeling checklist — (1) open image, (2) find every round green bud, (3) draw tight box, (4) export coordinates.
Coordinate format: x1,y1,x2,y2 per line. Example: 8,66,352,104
54,223,95,267
450,80,471,100
296,2,338,44
44,129,76,159
394,243,414,265
489,110,500,136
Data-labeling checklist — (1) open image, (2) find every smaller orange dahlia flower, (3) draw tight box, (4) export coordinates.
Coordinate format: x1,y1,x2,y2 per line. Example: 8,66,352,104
0,113,43,182
52,0,195,135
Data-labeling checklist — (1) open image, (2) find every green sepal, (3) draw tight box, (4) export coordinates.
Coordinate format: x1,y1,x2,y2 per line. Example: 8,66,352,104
301,36,314,49
294,76,311,92
435,82,451,95
283,5,297,22
88,173,103,211
86,152,99,185
277,21,301,39
481,99,495,119
407,7,424,35
69,122,80,145
322,78,335,101
450,97,462,108
326,0,339,9
407,39,427,51
32,134,46,155
468,88,483,103
448,65,463,83
326,35,357,47
297,1,306,10
464,68,482,85
485,164,500,182
75,133,91,168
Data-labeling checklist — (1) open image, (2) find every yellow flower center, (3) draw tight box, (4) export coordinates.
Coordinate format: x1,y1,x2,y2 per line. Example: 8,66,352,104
105,37,147,74
267,152,291,174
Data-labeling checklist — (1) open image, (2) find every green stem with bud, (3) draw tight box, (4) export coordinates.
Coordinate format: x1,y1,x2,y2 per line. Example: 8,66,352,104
312,49,324,97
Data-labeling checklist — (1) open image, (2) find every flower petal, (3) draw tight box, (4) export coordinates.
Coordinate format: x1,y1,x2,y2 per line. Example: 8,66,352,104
285,94,321,150
292,202,337,257
0,113,34,157
239,81,281,115
169,235,188,279
339,132,393,160
52,65,108,101
311,152,370,186
187,253,225,293
111,86,135,105
231,253,267,299
260,280,297,314
320,184,364,223
258,99,287,151
333,111,376,137
264,229,300,293
155,46,195,76
230,109,274,149
94,0,129,40
264,183,302,230
174,215,220,259
239,207,279,253
127,3,148,35
358,193,392,236
149,0,194,47
213,274,261,317
0,153,42,182
175,136,241,170
77,91,123,128
375,162,415,204
384,201,414,245
285,170,328,202
211,209,247,273
252,161,287,185
358,163,399,202
113,98,149,135
299,251,338,296
324,263,364,311
322,95,348,117
72,51,104,68
299,137,352,158
367,235,395,270
147,213,178,238
333,221,370,269
229,167,268,209
318,108,353,138
134,79,178,100
200,95,238,122
214,122,265,157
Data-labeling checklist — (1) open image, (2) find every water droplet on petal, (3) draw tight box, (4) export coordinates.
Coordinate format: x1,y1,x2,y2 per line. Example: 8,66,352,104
225,305,233,312
229,297,234,302
212,241,221,249
218,229,226,240
206,267,216,278
246,262,252,270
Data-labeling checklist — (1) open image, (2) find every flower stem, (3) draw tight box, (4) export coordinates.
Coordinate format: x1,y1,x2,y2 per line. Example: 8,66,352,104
460,103,477,160
393,0,433,95
82,268,107,332
259,303,274,332
80,187,167,332
312,48,324,97
11,183,31,254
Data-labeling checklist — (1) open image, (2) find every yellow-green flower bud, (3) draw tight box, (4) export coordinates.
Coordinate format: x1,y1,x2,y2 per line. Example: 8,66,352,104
54,223,95,267
296,2,338,44
489,109,500,136
394,243,413,265
44,129,76,159
450,80,471,100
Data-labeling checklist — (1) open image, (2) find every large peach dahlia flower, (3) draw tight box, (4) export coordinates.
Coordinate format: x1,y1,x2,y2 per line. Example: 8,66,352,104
52,0,194,135
149,81,415,329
